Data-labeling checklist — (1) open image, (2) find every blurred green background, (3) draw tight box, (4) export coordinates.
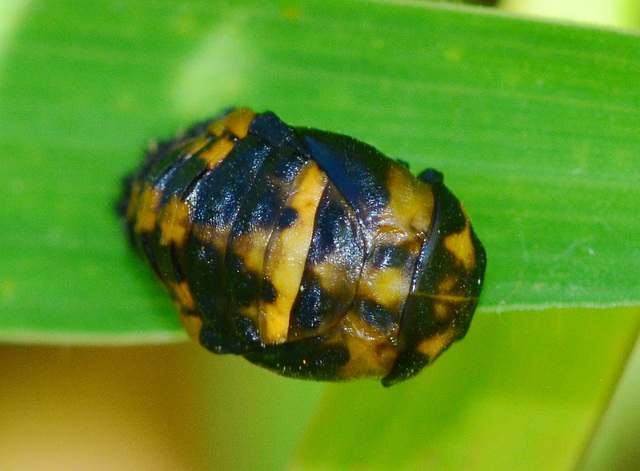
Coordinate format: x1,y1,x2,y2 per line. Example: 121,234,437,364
0,0,639,469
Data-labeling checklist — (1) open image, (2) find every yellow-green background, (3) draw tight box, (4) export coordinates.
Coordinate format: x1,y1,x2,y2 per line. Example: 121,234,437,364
0,0,639,469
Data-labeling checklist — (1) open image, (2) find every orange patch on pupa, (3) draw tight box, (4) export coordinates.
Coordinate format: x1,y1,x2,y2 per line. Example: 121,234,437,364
443,223,476,271
260,161,327,344
159,196,192,246
207,119,225,138
224,108,255,139
383,165,435,237
134,184,163,233
199,137,235,169
337,311,398,379
416,327,457,360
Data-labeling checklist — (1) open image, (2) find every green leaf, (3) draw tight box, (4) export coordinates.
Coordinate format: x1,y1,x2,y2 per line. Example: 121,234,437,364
0,0,638,469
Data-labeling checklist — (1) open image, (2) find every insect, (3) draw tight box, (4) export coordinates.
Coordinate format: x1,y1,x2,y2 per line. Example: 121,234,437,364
119,108,486,386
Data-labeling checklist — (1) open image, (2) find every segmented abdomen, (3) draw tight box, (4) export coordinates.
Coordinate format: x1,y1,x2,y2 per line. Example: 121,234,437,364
120,108,486,386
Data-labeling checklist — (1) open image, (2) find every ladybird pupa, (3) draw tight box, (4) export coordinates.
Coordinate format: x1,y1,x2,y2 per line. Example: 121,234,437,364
119,108,486,386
